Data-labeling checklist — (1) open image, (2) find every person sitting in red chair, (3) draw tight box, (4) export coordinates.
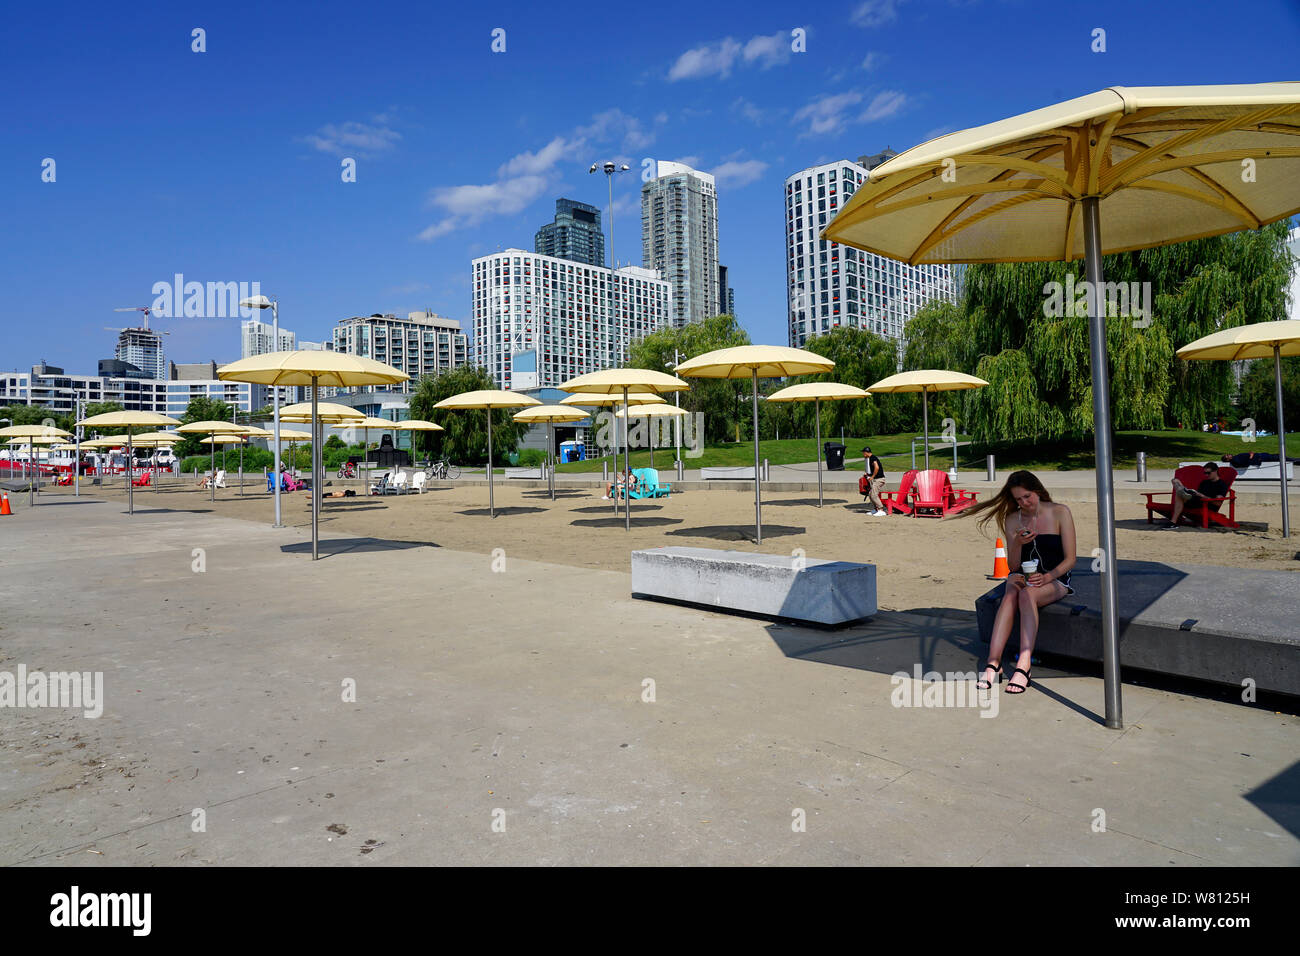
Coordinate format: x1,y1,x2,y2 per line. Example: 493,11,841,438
1160,462,1229,530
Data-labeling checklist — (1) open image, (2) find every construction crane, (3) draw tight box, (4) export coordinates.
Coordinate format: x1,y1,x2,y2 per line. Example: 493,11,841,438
105,307,170,335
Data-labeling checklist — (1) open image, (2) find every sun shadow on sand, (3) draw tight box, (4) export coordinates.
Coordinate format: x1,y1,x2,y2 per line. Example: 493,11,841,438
765,497,850,507
1115,516,1267,535
667,524,805,543
281,537,437,558
1244,761,1300,840
522,489,588,499
457,506,548,517
30,499,107,506
570,516,683,529
122,507,215,515
571,503,663,514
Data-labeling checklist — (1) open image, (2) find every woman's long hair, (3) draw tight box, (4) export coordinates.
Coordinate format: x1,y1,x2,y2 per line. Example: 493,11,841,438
953,469,1053,535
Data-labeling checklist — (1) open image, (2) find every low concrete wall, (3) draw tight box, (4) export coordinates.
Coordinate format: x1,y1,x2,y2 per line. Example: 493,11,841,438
975,558,1300,696
701,466,757,480
631,546,877,626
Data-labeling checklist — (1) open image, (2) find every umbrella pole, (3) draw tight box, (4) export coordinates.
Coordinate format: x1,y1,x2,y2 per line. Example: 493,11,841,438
922,390,930,470
210,438,215,503
1275,345,1290,538
549,421,555,502
815,397,823,507
29,441,35,507
1083,196,1122,730
752,368,761,544
312,377,320,560
239,444,244,497
623,387,630,532
127,432,134,516
487,410,495,518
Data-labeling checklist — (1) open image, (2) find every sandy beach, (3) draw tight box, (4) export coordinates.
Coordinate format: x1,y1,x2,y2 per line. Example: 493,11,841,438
48,474,1299,613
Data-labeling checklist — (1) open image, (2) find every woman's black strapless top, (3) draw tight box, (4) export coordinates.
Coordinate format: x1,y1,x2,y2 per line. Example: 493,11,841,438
1027,533,1072,590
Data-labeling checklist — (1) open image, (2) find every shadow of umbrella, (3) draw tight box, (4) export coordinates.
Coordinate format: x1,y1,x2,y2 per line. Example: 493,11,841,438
1243,761,1300,840
457,506,548,517
570,516,683,529
666,523,806,543
280,537,437,557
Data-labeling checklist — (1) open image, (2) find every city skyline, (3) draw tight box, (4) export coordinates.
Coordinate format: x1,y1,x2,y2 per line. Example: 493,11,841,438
2,0,1297,377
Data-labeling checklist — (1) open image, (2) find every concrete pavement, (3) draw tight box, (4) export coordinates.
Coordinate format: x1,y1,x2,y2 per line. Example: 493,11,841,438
0,496,1296,865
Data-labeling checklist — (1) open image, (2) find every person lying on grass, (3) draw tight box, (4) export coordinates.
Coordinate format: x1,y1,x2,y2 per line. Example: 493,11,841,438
953,470,1076,696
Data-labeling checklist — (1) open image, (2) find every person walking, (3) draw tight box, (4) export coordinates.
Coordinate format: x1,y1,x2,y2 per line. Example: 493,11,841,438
862,446,887,517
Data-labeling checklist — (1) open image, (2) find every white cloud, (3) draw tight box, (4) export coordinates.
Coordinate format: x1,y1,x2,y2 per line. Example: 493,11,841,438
792,91,864,136
577,109,659,152
710,159,769,189
861,90,908,122
668,31,793,81
302,118,401,157
732,97,767,124
851,0,908,28
498,136,579,178
861,51,884,71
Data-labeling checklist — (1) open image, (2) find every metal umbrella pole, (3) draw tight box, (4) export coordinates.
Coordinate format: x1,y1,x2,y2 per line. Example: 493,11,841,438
29,440,35,507
922,388,931,470
311,376,320,560
815,397,823,507
74,399,81,499
1274,344,1290,538
623,386,630,531
1083,196,1122,729
210,435,216,503
549,421,555,501
487,408,495,518
752,369,761,543
127,430,135,515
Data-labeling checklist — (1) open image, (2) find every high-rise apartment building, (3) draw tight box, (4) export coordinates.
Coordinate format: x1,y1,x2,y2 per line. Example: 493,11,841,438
535,198,605,267
241,320,297,358
331,311,468,394
471,249,671,390
718,264,736,317
641,161,720,328
784,156,961,357
114,327,166,381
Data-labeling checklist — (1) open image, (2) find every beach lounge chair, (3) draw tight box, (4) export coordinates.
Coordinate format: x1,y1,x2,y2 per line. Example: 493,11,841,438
910,469,980,517
411,471,428,494
213,470,227,489
879,469,918,514
391,471,409,494
1144,465,1239,529
131,472,151,488
369,472,394,496
630,468,671,498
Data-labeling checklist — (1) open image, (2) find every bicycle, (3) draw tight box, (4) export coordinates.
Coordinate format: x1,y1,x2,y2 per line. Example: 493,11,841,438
427,459,460,480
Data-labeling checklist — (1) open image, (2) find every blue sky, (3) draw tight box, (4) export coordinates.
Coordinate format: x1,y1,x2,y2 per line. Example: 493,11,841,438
3,0,1298,375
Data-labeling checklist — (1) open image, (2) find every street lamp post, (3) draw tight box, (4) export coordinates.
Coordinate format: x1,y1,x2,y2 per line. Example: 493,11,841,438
240,294,283,528
590,160,631,363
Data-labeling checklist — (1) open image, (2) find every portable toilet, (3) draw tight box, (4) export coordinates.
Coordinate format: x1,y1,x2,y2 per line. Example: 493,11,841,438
559,440,583,463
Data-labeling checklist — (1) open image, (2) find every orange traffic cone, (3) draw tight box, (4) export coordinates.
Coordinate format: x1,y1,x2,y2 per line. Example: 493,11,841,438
989,537,1009,579
0,491,11,516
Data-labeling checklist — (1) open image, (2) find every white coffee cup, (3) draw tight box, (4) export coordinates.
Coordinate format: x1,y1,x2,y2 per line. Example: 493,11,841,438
1021,559,1039,577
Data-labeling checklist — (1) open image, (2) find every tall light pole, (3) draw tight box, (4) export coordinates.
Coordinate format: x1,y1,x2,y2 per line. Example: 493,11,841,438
240,294,283,527
590,161,630,363
666,350,682,464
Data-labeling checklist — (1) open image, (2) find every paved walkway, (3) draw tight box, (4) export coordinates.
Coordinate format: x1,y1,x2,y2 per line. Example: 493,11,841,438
0,498,1295,865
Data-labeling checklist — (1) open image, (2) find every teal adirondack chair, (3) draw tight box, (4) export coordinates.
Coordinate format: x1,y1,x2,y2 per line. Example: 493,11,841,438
631,468,671,498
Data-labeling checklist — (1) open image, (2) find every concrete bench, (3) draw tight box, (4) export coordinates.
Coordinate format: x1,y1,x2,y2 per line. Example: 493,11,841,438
505,467,542,479
631,546,876,626
1178,460,1293,480
702,466,756,480
975,558,1300,696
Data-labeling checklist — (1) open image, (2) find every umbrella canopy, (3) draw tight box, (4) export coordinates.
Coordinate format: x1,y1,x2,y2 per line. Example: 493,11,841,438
331,416,394,431
434,389,541,517
767,382,871,507
6,434,63,445
176,420,249,435
274,428,314,440
824,82,1300,263
130,431,181,444
392,419,445,464
241,425,275,438
1178,319,1300,537
611,403,690,419
823,82,1300,730
513,406,590,501
277,402,366,422
676,345,834,542
559,370,688,530
560,391,664,407
199,436,247,444
0,424,71,439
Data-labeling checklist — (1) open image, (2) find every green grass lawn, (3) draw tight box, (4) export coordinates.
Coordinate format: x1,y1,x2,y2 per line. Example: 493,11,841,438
552,429,1300,473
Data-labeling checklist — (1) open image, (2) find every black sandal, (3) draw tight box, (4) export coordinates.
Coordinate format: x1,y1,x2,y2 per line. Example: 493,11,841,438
1006,667,1032,694
976,661,1003,690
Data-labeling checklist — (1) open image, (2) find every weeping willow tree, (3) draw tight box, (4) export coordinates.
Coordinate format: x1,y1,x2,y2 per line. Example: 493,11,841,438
903,220,1294,443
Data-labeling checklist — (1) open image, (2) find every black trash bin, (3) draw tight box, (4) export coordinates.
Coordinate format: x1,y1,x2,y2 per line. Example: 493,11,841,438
823,442,846,471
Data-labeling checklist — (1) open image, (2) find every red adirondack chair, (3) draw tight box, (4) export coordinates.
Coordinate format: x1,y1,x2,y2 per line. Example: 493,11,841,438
879,469,918,515
911,469,980,517
131,471,152,488
1144,465,1238,528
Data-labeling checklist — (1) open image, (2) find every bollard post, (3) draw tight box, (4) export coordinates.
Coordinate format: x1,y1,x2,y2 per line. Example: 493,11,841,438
1136,451,1147,483
762,458,769,481
986,454,996,482
676,459,683,481
603,460,609,482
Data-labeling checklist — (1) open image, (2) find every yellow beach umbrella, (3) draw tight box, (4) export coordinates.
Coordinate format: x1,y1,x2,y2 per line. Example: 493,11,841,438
611,403,689,472
433,390,541,517
866,370,988,471
178,421,254,503
560,369,689,531
330,416,397,492
675,346,833,543
824,82,1300,729
1178,319,1300,537
0,425,72,505
513,405,589,501
767,382,871,507
219,351,405,558
76,411,181,515
127,431,179,493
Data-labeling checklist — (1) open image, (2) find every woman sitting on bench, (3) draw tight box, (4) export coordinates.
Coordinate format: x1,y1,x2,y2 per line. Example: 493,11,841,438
955,470,1077,696
603,469,637,500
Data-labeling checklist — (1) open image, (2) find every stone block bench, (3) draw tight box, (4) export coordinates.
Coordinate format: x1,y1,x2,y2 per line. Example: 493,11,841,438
631,546,876,626
975,558,1300,696
701,466,756,480
505,467,543,479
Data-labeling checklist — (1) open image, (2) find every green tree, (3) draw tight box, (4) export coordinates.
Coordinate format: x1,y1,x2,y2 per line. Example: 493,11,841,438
1235,356,1300,432
407,367,528,465
629,314,751,444
794,326,911,438
173,396,235,459
82,401,124,419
